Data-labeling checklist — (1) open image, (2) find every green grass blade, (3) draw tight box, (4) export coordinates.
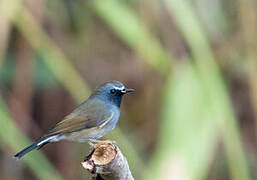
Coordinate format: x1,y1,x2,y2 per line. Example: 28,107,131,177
10,5,90,102
0,96,63,180
91,0,172,74
146,63,219,180
163,0,250,179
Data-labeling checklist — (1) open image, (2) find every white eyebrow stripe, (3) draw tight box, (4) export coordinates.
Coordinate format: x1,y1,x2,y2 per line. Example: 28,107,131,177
114,85,125,90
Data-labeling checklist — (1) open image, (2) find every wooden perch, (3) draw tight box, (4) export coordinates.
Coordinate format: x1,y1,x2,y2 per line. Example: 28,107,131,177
81,141,134,180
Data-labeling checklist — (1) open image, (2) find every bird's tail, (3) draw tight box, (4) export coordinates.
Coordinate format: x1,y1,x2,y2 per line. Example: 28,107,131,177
14,137,51,159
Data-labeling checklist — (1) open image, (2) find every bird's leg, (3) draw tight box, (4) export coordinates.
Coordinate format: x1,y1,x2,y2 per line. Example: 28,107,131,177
88,139,100,148
88,139,117,148
88,141,95,148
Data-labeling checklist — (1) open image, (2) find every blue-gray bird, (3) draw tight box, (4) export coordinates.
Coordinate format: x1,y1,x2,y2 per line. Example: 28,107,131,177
14,81,134,159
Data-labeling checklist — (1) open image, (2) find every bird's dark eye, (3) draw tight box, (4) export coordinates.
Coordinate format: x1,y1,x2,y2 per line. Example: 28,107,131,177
110,89,116,94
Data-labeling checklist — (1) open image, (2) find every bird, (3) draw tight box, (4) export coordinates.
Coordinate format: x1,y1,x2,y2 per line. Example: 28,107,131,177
14,81,134,159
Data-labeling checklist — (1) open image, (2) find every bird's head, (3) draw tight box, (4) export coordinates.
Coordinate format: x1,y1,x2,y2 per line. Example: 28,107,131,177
90,81,134,107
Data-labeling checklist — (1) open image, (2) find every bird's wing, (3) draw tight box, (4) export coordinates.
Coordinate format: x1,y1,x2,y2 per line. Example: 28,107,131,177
44,101,113,136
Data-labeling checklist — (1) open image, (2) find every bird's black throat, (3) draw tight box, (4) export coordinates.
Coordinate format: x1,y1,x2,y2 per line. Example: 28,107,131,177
90,91,123,108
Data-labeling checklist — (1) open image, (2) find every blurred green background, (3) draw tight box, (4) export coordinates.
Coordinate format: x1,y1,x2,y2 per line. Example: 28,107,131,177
0,0,256,179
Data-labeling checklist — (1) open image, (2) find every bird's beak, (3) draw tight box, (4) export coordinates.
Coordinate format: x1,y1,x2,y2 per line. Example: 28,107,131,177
123,88,134,94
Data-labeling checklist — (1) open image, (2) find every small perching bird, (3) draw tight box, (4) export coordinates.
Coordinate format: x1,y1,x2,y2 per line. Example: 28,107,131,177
14,81,134,159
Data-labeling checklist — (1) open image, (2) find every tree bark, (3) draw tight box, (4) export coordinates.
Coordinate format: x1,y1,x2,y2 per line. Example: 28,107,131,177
81,141,134,180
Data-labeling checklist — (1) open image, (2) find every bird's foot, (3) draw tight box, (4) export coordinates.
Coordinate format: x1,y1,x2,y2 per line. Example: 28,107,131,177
101,140,117,145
